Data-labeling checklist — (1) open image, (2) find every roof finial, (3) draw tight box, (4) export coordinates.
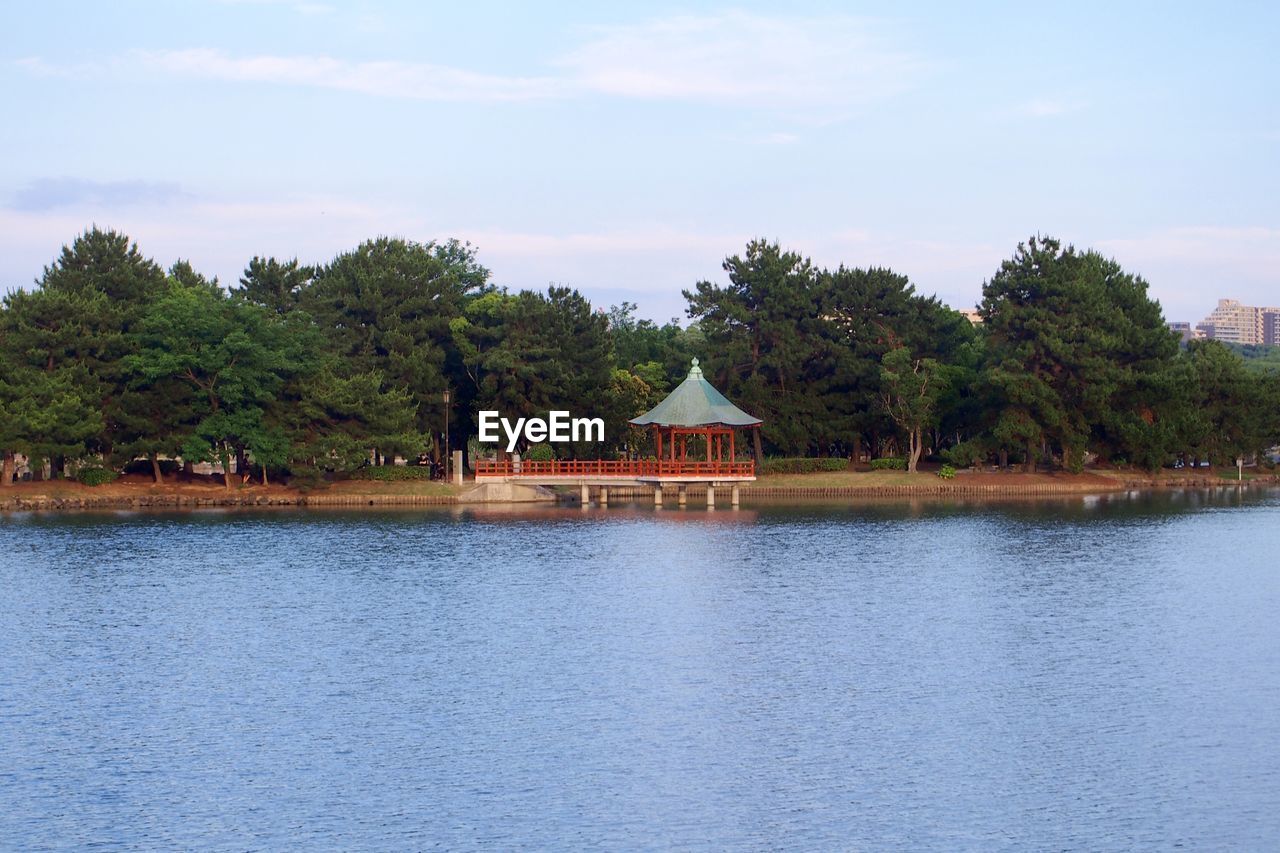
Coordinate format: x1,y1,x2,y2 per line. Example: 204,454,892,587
688,357,702,379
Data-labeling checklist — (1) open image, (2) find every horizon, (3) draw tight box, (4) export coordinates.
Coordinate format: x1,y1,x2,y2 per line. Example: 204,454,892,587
4,2,1277,324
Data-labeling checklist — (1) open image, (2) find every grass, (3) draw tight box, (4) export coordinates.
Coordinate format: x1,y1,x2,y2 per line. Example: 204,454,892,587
755,467,1149,489
754,469,944,488
2,476,463,498
328,479,461,496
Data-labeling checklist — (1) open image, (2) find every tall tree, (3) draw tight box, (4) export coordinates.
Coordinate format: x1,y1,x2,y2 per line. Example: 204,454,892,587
303,237,489,458
606,302,701,392
129,281,297,488
1180,340,1273,465
234,256,313,315
815,265,974,460
281,370,423,475
685,240,822,457
0,229,170,475
34,229,169,465
453,286,614,456
879,347,947,473
0,361,101,481
979,236,1177,472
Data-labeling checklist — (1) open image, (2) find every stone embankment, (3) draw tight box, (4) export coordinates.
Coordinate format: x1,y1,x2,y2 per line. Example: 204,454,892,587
2,473,1275,512
576,475,1279,502
0,493,458,512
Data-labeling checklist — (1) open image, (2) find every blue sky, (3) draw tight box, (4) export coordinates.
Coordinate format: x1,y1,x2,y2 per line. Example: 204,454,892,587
3,1,1277,322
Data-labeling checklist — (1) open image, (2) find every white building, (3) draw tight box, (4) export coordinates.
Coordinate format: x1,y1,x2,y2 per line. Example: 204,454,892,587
1196,299,1280,345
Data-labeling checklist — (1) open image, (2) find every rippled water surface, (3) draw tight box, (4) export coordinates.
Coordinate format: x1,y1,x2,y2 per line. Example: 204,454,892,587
2,489,1279,849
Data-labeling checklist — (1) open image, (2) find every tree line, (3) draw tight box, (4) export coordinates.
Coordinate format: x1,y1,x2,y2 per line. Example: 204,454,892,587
1,228,1276,486
688,237,1279,472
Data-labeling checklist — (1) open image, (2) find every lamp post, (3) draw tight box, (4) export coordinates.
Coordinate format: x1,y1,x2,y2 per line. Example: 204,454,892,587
442,389,451,482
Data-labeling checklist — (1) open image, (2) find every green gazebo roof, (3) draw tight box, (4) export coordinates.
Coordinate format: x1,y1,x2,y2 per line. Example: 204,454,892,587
629,358,762,428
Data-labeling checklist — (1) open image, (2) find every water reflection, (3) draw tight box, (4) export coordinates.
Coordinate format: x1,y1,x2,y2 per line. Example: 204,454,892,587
0,488,1277,848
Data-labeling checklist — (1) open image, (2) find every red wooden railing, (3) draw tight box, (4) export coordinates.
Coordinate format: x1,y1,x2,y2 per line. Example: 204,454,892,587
474,459,755,479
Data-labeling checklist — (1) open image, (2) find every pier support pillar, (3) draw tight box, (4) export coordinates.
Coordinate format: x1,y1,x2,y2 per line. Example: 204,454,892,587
653,486,663,507
678,485,687,506
580,484,590,505
706,485,715,509
599,487,609,506
731,485,740,507
452,450,463,486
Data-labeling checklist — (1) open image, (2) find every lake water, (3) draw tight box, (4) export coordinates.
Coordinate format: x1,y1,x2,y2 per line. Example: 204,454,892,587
2,489,1279,849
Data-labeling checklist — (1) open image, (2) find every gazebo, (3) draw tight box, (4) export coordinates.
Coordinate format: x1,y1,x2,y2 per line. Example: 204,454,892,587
630,358,762,472
473,357,759,506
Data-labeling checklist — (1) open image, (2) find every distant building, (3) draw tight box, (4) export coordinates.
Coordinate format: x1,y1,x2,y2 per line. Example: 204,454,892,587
960,309,983,325
1266,311,1280,346
1167,321,1200,343
1196,299,1280,345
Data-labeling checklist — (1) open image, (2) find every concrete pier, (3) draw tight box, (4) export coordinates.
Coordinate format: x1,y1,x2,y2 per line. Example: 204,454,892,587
599,487,609,506
678,485,687,506
653,486,663,506
580,484,590,505
706,485,715,508
731,485,740,507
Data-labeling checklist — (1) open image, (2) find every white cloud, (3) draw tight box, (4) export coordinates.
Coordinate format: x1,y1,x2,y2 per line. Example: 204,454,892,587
1018,97,1085,117
132,49,564,102
757,132,801,145
12,56,99,80
212,0,335,15
17,12,925,115
556,12,923,109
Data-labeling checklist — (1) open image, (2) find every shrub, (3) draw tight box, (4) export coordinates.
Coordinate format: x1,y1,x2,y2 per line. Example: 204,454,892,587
348,465,436,482
943,441,985,468
870,457,906,471
524,443,555,462
937,464,957,480
287,466,330,492
77,466,119,487
761,457,849,475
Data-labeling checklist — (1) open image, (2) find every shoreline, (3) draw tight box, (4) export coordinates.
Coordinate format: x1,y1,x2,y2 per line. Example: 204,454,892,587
2,470,1276,513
